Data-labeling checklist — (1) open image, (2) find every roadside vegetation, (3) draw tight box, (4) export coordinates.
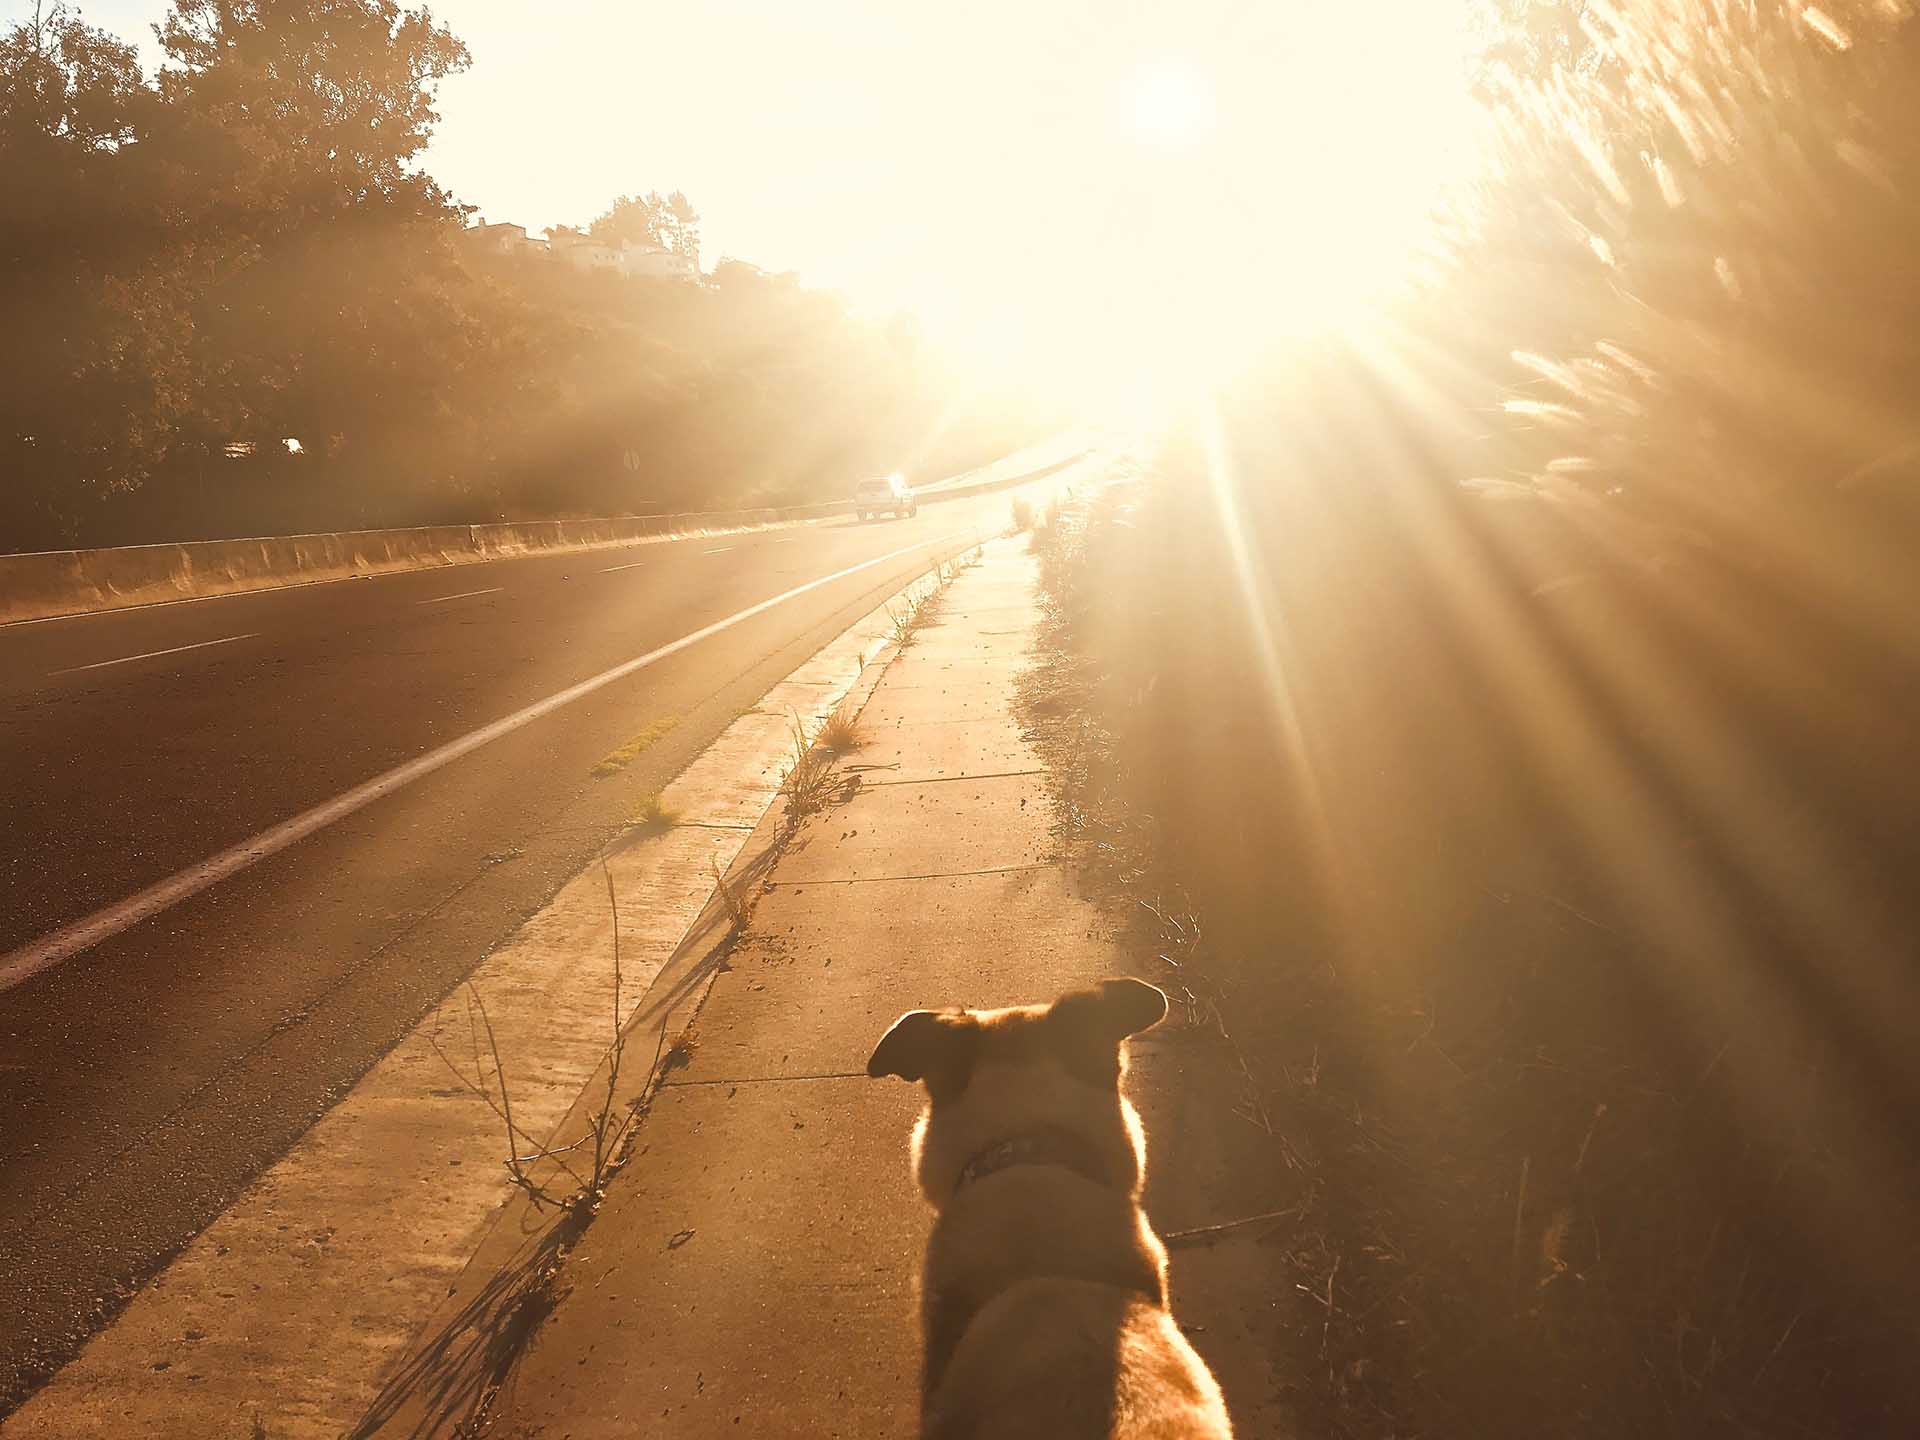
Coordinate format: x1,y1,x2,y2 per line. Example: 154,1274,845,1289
591,716,680,779
0,1,1050,552
816,699,865,756
779,710,858,824
1022,5,1920,1435
628,791,679,832
427,863,654,1228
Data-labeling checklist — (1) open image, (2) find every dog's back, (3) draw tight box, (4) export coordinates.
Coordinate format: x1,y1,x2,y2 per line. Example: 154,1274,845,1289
928,1277,1227,1439
869,978,1233,1439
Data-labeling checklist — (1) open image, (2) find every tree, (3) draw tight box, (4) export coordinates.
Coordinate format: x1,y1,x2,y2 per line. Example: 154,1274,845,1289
155,0,469,216
590,189,701,264
0,5,187,545
0,1,1036,550
0,1,149,149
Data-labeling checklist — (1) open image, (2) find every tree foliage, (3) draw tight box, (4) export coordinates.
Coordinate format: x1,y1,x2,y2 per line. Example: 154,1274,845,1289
590,190,700,262
0,1,1040,551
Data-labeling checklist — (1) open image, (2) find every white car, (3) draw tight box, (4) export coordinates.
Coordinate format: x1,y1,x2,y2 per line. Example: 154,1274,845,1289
855,473,918,520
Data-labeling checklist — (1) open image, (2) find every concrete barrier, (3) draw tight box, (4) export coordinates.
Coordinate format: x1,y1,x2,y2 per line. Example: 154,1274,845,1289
0,446,1093,627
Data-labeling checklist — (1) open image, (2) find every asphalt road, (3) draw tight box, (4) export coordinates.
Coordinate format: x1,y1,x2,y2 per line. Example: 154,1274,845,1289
0,469,1068,1413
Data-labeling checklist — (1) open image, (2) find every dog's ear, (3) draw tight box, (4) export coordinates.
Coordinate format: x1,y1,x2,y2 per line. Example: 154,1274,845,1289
867,1010,979,1096
1050,977,1169,1045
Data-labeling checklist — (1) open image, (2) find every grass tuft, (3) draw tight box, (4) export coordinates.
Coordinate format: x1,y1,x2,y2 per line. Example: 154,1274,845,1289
779,712,848,822
709,852,751,933
629,791,679,831
591,716,678,778
817,699,864,754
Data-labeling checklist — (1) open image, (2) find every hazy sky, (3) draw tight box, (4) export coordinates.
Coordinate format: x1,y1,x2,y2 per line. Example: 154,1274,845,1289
17,1,1485,380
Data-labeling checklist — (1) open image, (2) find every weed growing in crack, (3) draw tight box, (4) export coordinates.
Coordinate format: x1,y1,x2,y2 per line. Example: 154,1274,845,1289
630,791,679,832
885,600,916,646
709,851,752,933
884,566,954,649
660,1026,699,1076
817,698,864,754
780,710,854,823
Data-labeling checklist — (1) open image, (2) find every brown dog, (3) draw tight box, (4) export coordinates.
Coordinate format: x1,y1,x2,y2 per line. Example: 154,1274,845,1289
868,977,1232,1439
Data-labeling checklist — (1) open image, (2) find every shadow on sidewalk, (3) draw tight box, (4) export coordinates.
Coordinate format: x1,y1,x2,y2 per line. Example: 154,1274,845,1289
347,822,790,1435
347,1212,581,1439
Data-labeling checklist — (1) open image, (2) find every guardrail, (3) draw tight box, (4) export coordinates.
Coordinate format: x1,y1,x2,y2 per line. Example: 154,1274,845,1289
0,450,1090,626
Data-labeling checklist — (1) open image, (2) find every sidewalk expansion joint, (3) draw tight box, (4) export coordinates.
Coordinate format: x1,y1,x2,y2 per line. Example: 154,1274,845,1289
775,860,1057,887
920,603,1039,616
861,767,1044,788
660,1069,869,1089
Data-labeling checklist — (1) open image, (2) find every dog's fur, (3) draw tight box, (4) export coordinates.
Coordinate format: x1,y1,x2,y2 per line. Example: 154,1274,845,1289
868,977,1232,1439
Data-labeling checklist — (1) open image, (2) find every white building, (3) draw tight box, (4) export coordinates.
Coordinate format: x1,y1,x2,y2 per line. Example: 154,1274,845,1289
460,220,545,256
546,225,697,281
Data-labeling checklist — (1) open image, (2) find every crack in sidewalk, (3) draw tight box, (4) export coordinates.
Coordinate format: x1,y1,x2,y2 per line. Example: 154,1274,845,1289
860,767,1043,788
778,859,1056,886
659,1069,869,1089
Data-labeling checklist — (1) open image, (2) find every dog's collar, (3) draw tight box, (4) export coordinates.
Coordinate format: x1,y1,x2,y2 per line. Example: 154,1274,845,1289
953,1128,1113,1195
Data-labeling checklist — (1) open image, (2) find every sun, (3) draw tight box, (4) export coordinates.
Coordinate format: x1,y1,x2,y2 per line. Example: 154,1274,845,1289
1130,59,1218,150
889,7,1489,410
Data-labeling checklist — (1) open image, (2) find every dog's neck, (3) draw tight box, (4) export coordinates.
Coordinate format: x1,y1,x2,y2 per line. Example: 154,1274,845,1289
952,1126,1116,1198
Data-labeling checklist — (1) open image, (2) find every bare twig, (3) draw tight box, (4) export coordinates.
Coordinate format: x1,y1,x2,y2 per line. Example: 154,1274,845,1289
1322,1255,1339,1374
1754,1311,1802,1383
1163,1200,1309,1248
591,860,628,1189
425,860,662,1217
1510,1154,1532,1300
1574,1102,1608,1174
425,985,582,1207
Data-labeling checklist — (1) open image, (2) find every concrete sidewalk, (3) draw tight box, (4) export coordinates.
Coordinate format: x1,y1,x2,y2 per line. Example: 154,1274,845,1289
436,535,1247,1437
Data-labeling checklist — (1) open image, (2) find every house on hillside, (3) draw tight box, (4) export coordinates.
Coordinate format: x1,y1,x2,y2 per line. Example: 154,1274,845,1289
460,219,546,256
621,245,698,280
459,219,697,280
547,224,697,281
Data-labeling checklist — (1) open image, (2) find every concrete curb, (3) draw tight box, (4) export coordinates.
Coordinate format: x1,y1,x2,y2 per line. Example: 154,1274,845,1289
0,447,1089,628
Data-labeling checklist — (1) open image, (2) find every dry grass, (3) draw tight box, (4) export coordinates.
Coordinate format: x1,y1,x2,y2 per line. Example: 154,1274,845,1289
816,698,864,754
628,791,679,832
779,711,856,825
707,853,750,934
1010,495,1035,532
884,575,945,646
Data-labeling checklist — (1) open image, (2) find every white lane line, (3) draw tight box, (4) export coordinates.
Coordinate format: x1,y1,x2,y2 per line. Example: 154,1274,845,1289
416,587,503,606
49,632,259,678
702,547,734,555
772,538,798,545
0,528,969,995
599,561,646,573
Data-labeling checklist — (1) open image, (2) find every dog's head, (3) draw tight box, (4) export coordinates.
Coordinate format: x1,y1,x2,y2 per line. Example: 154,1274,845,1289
867,977,1168,1208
